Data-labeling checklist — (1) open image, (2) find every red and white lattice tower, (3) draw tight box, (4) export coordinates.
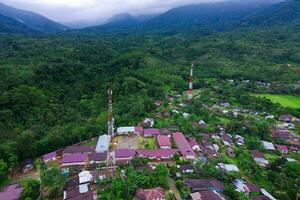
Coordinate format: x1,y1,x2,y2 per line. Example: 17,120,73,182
188,64,194,99
107,89,114,135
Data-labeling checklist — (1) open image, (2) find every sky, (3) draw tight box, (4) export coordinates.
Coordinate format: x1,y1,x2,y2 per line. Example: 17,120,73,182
0,0,224,23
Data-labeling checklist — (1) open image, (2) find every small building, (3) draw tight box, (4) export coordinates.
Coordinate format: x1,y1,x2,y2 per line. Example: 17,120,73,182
275,144,289,154
68,191,95,200
261,141,275,150
190,190,225,200
117,126,135,135
173,132,196,159
221,134,233,146
65,177,79,190
0,184,23,200
226,148,235,158
235,135,245,146
137,149,177,160
178,164,194,173
185,179,224,193
115,149,136,165
89,152,107,164
20,159,34,173
272,130,292,141
135,187,165,200
189,139,201,151
157,135,171,149
135,126,144,134
144,128,161,137
142,118,155,128
278,115,293,123
78,171,93,184
233,179,260,194
216,163,239,172
62,153,87,166
42,151,57,162
95,134,111,153
252,150,268,167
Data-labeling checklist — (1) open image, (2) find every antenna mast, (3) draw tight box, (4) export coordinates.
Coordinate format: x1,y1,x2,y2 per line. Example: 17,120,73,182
188,64,194,100
107,89,114,135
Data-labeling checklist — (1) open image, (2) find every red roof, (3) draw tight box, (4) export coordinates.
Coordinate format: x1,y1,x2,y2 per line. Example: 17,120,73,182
144,128,160,136
137,149,177,158
157,135,171,147
62,153,86,163
135,187,165,200
135,127,144,134
173,132,196,157
275,144,289,151
252,150,265,159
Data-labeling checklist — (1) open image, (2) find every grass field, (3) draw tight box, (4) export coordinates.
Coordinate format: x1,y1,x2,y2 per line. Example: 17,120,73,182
138,136,157,149
254,94,300,108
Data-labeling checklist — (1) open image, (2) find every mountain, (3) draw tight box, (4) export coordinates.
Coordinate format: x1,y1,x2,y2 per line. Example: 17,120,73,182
241,0,300,27
0,2,67,33
0,13,38,34
84,0,282,33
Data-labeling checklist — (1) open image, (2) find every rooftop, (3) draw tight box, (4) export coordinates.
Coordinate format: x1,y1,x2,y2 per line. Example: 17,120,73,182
135,187,165,200
157,135,171,147
137,149,177,158
115,149,136,158
63,146,95,154
95,134,111,153
144,128,160,136
0,184,23,200
173,132,196,157
42,151,57,161
62,153,87,163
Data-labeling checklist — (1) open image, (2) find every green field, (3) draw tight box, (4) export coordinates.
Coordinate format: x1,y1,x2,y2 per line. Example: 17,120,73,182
254,94,300,108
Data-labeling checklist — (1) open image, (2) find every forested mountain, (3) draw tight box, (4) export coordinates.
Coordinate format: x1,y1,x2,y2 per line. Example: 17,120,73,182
0,2,67,33
0,13,37,34
241,0,300,27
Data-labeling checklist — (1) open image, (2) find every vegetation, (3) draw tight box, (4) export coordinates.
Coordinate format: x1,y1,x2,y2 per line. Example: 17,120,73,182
254,94,300,108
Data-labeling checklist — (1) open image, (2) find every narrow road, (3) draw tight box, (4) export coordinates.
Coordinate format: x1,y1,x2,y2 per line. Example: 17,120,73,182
167,177,182,200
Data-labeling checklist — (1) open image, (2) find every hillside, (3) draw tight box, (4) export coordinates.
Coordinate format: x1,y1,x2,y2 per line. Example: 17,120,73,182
0,2,67,33
0,13,37,34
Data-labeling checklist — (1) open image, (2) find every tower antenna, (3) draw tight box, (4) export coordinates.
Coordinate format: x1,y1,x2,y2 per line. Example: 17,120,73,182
107,89,114,135
188,64,194,100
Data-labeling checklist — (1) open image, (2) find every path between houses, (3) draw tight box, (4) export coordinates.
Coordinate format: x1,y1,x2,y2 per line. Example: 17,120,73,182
167,177,182,200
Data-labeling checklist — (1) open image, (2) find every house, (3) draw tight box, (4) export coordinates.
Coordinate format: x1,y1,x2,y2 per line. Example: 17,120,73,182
157,135,171,149
265,115,275,119
221,134,233,146
233,179,260,194
226,148,235,158
79,184,89,194
216,163,239,172
63,146,95,155
235,135,245,146
89,152,107,164
68,191,95,200
115,149,136,164
282,123,295,129
252,150,268,167
64,188,81,200
189,139,201,151
20,159,34,173
0,184,23,200
278,115,293,123
275,144,289,154
190,190,225,200
272,130,292,141
137,149,177,160
135,187,165,200
95,134,111,153
135,126,144,134
117,126,135,135
185,179,224,192
65,177,79,190
261,141,275,150
183,112,190,118
142,118,155,127
62,153,87,166
173,132,196,159
42,151,57,162
144,128,161,137
178,164,194,173
78,171,93,184
260,188,276,200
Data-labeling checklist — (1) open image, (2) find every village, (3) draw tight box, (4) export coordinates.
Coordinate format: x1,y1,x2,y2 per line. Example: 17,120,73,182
1,67,300,200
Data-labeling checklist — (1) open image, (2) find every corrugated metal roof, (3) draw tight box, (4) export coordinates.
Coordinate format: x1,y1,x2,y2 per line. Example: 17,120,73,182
96,134,111,153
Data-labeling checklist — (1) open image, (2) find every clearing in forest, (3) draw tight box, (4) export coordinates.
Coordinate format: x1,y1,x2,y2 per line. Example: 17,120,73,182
254,94,300,109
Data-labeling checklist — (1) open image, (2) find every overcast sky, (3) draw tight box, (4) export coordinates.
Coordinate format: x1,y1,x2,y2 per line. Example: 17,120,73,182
1,0,224,22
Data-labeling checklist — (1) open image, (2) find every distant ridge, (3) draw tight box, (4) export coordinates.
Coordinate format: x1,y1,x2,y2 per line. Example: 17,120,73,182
0,2,67,33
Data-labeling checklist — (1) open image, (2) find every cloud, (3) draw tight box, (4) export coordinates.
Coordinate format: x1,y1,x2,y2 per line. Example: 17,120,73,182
0,0,224,22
